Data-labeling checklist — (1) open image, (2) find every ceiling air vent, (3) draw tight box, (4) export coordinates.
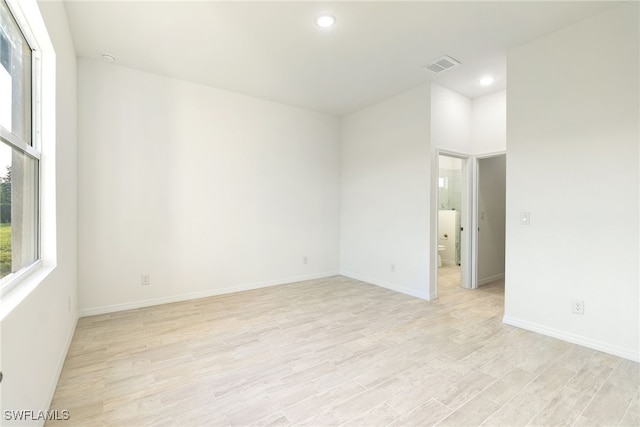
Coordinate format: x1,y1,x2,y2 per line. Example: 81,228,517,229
424,55,461,74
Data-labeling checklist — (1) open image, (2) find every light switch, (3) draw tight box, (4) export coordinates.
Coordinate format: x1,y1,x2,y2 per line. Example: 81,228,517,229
520,212,530,225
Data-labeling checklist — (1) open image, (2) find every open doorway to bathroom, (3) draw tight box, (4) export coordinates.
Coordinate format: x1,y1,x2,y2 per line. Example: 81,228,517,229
436,153,470,294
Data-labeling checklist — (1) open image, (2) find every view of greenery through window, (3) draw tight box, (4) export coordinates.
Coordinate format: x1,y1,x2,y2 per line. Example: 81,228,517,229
0,166,11,277
1,165,11,277
0,139,14,280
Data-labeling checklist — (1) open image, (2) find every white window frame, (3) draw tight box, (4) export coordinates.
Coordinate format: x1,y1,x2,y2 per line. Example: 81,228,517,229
0,0,51,300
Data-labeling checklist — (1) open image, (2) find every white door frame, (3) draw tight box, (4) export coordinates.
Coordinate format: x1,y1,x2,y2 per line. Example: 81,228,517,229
471,151,507,289
432,150,506,298
433,149,473,298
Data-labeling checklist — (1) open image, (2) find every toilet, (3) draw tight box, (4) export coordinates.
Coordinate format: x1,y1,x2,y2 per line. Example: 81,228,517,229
438,245,445,267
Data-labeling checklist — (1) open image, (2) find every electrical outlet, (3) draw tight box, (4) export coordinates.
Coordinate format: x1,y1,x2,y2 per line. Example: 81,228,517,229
303,256,308,265
572,299,584,315
390,264,396,273
141,274,150,286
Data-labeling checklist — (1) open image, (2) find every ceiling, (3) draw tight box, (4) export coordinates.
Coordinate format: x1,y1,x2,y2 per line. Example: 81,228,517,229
62,1,618,116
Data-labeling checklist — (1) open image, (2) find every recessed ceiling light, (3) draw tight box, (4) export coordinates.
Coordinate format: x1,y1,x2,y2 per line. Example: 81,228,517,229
315,14,336,28
479,76,496,86
102,53,116,63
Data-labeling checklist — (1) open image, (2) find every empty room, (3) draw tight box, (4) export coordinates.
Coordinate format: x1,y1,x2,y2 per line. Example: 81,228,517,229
1,1,638,426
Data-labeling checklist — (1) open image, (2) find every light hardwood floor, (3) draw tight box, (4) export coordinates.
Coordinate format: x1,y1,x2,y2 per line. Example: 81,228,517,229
47,272,639,426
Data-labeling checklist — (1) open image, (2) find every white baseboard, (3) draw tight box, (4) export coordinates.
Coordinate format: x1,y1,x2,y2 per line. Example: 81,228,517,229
340,271,430,301
79,271,339,317
478,273,504,286
503,315,639,362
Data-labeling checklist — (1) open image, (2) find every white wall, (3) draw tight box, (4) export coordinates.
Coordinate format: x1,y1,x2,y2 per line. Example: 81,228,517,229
439,156,463,171
431,85,506,155
430,84,472,153
77,60,340,315
0,1,78,424
340,85,432,299
504,3,639,361
477,155,506,284
471,90,506,154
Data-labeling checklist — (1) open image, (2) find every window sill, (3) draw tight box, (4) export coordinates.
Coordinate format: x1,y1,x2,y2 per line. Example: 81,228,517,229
0,263,54,321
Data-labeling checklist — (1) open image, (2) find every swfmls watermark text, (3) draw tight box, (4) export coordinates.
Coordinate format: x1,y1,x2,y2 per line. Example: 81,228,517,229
4,410,70,422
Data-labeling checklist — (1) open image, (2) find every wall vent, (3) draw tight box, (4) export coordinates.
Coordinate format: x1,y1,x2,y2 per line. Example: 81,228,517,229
424,55,461,74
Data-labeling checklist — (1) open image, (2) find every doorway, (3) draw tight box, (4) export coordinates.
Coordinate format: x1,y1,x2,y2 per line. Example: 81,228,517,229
473,154,506,288
431,151,505,299
435,152,472,296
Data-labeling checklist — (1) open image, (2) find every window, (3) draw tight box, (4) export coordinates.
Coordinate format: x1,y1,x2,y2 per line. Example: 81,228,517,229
0,0,40,292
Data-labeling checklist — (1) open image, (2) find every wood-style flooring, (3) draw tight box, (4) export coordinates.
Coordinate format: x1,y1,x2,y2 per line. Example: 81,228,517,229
47,269,639,426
